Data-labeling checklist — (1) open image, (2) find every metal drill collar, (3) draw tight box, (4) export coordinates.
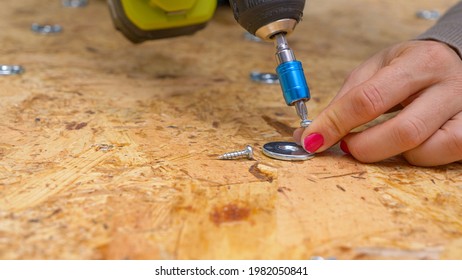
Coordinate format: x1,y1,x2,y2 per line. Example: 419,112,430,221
255,19,298,41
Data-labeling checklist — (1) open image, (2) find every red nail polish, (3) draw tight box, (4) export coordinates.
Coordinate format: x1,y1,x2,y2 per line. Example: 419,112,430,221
340,140,350,154
303,133,324,153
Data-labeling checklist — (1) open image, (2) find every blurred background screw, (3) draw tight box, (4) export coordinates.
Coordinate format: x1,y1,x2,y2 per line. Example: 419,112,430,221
416,10,440,20
250,71,279,84
31,23,62,34
62,0,88,7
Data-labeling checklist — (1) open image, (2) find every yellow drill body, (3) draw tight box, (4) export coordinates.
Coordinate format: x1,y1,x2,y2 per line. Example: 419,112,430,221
108,0,217,42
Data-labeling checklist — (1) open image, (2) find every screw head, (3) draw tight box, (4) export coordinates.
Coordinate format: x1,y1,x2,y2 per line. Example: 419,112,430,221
300,119,312,128
245,145,254,159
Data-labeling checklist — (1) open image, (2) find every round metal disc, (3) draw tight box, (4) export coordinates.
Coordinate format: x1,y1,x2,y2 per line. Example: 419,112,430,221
0,65,24,75
249,71,279,84
262,141,315,161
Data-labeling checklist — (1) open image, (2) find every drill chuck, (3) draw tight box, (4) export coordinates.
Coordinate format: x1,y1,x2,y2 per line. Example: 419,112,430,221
229,0,305,40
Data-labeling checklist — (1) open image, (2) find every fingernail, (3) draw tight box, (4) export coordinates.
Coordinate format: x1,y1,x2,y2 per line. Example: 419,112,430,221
340,140,350,154
303,133,324,153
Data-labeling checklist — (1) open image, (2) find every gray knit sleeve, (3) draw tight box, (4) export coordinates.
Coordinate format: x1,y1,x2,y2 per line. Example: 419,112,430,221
416,1,462,57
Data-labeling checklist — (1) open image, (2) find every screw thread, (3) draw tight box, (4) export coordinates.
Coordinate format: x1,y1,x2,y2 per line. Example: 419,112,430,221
218,150,247,160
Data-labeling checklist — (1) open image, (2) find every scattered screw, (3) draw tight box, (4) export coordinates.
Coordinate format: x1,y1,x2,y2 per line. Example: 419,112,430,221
218,145,254,160
92,144,114,152
31,23,62,34
250,71,279,84
0,65,24,75
416,10,440,20
62,0,88,7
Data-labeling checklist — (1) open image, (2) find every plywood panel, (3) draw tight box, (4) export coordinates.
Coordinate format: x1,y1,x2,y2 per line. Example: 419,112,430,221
0,0,460,259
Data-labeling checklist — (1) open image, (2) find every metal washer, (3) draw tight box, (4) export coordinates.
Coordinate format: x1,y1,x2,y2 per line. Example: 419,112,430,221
262,141,314,161
249,71,279,84
31,23,62,34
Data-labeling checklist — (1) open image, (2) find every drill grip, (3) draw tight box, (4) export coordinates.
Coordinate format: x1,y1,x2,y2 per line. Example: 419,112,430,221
229,0,306,35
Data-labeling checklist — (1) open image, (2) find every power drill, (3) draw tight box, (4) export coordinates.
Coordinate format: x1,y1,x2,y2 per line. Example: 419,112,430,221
107,0,310,127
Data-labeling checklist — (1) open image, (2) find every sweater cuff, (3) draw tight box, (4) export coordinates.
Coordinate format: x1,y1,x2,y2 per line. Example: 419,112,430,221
416,22,462,58
415,1,462,58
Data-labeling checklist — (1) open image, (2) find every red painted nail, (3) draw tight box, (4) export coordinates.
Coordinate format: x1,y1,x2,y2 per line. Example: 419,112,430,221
340,140,350,154
303,133,324,153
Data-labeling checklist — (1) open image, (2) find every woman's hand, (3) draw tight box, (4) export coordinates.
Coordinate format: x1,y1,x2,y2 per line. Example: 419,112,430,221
294,40,462,166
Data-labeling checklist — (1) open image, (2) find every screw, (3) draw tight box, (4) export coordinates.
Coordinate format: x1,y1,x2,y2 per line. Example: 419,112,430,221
62,0,88,7
218,145,254,160
416,10,440,20
300,119,312,128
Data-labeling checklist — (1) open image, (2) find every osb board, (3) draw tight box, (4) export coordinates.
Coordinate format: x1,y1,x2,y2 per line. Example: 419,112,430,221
0,0,461,259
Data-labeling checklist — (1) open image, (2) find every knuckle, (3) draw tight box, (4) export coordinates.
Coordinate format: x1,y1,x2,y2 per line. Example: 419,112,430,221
419,42,453,71
390,64,413,86
403,128,462,166
353,83,385,118
392,117,428,148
